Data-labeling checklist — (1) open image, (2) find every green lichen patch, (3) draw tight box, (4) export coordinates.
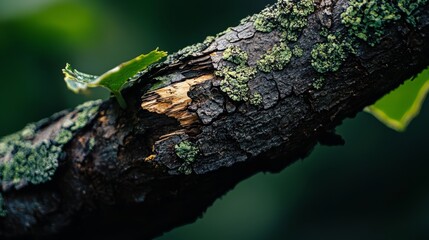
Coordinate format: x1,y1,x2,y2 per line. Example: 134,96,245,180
176,43,205,57
319,0,427,74
253,0,315,42
72,100,101,131
223,46,249,65
217,45,261,104
249,92,263,106
166,43,206,64
312,76,325,90
397,0,428,26
175,141,199,175
55,129,74,145
278,0,315,42
216,65,257,102
217,45,260,104
292,45,304,57
254,8,278,33
311,35,348,73
1,141,60,185
319,27,329,38
0,124,36,158
203,35,216,45
257,43,292,73
341,0,400,46
175,141,199,163
0,100,101,190
219,0,315,104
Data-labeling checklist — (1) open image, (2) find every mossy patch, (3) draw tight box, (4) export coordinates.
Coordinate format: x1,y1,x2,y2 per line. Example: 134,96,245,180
0,100,101,191
55,129,74,145
253,0,315,42
341,0,400,46
217,0,315,105
341,0,428,47
397,0,428,26
223,46,249,65
217,65,258,102
249,92,263,106
1,141,60,186
257,43,292,73
311,35,348,73
175,141,199,175
292,45,304,57
254,9,278,33
312,76,325,90
216,45,262,106
314,0,427,76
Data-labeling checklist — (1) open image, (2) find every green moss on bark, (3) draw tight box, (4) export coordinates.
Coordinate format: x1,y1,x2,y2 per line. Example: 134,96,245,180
292,45,304,57
254,9,278,32
175,141,199,163
223,46,249,65
216,65,257,102
314,0,427,76
217,45,263,105
312,76,325,90
311,35,348,73
341,0,428,46
253,0,315,42
341,0,400,46
257,43,292,73
0,100,101,190
249,92,263,106
218,0,315,103
175,141,199,175
397,0,428,26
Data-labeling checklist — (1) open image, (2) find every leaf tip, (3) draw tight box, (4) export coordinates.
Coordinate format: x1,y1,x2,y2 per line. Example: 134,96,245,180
366,67,429,132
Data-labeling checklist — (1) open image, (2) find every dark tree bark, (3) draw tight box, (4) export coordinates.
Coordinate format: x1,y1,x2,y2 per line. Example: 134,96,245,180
1,0,428,239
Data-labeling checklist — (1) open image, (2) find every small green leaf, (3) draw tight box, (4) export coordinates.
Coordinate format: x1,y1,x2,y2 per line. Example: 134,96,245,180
365,67,429,131
63,49,167,108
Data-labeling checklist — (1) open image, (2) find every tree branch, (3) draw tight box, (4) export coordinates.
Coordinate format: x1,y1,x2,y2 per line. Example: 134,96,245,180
1,0,428,239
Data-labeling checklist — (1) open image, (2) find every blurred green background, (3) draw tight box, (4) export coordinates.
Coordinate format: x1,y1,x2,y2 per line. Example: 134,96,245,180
1,0,428,239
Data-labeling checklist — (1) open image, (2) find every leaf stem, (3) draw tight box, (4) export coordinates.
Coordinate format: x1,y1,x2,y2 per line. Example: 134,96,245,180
113,91,127,109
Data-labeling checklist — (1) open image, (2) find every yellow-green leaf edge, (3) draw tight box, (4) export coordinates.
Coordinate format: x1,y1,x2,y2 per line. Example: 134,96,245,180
365,67,429,132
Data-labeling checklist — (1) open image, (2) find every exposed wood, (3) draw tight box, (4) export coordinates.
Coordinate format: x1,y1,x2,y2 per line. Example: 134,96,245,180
141,74,214,127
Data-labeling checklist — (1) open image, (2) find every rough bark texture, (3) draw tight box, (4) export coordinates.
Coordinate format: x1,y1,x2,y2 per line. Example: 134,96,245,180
1,0,429,239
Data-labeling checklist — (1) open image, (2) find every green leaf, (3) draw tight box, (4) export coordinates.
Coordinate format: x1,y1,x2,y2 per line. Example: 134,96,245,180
365,67,429,131
63,49,167,108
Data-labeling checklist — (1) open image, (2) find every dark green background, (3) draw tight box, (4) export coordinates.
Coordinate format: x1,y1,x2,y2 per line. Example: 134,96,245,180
1,0,428,239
